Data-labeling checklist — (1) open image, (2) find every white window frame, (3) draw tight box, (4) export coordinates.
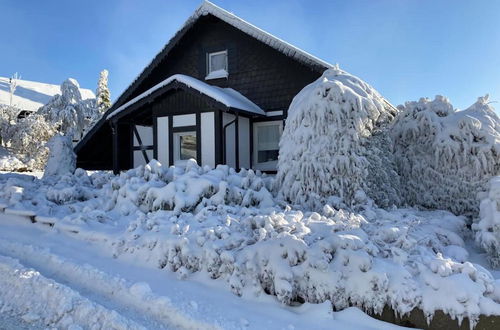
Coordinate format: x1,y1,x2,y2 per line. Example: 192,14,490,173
173,131,197,165
253,121,283,171
205,50,228,80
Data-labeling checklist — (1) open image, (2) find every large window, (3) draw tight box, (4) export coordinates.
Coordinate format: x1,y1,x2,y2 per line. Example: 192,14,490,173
253,121,282,170
206,50,228,80
174,131,197,163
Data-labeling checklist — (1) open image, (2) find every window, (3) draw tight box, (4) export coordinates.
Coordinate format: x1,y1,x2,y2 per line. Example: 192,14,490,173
206,50,228,80
253,121,283,170
174,131,197,163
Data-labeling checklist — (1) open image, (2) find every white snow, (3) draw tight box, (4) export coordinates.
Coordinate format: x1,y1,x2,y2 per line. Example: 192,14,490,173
0,76,94,112
0,161,499,328
107,74,264,119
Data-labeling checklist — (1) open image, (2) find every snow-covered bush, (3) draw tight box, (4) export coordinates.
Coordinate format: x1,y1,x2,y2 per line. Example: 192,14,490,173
108,160,274,215
0,104,20,144
276,66,398,208
43,134,76,179
473,176,500,267
37,78,99,139
392,95,500,215
4,114,57,170
1,162,500,326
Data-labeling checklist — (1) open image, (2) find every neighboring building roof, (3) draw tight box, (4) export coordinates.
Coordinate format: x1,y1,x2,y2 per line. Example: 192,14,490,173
0,76,95,112
107,74,265,120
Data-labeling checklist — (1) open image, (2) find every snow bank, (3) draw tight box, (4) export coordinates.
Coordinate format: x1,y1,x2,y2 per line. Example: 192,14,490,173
393,95,500,215
276,66,399,208
473,176,500,267
1,162,499,326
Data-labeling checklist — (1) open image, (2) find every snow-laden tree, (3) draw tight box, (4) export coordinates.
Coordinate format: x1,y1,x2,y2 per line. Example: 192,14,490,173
43,134,76,179
0,104,20,145
96,69,111,113
276,66,399,208
473,176,500,267
6,113,57,170
392,95,500,215
37,78,99,139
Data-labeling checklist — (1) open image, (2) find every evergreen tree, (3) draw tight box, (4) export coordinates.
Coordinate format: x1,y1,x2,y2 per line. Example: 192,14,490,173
96,69,111,113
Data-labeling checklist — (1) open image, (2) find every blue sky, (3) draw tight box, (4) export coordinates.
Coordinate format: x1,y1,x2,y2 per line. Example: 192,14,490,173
1,0,499,111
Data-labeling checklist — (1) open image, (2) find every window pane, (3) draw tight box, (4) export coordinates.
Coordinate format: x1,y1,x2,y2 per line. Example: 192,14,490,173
258,149,279,163
210,52,227,72
180,134,197,160
257,124,280,151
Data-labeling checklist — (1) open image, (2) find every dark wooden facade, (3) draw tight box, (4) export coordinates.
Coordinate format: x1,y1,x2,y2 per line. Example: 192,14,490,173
76,5,330,172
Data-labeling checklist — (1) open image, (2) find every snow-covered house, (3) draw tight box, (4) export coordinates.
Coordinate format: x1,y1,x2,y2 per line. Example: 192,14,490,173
76,1,334,172
0,76,95,118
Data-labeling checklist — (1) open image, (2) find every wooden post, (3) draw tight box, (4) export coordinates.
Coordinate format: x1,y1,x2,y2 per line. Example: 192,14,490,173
235,112,239,170
111,121,119,174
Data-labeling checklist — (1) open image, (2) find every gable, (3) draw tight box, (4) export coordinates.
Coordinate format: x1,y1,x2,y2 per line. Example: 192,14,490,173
112,2,332,113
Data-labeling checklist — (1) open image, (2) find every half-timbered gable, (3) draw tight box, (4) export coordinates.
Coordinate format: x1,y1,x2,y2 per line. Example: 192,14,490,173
76,1,333,172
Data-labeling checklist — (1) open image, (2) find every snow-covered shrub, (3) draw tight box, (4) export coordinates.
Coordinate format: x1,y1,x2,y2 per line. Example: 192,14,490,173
114,202,500,326
5,114,57,170
473,176,500,267
0,104,20,147
109,160,274,215
43,134,76,179
392,95,500,215
37,78,99,139
276,66,398,208
1,162,500,325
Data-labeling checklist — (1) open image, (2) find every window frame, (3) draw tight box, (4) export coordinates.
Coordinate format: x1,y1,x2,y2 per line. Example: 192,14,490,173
173,131,197,165
206,50,228,80
252,120,283,171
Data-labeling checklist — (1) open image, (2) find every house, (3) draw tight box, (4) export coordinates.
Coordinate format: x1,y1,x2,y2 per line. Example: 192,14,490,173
0,76,95,118
75,1,333,173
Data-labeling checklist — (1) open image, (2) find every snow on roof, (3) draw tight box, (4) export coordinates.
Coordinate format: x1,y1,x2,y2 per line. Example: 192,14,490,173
0,77,95,112
107,74,265,119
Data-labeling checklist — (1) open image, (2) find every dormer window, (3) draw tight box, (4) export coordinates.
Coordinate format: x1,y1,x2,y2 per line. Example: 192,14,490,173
206,50,228,80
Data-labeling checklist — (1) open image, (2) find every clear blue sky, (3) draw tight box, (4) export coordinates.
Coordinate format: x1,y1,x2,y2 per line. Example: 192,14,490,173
1,0,499,111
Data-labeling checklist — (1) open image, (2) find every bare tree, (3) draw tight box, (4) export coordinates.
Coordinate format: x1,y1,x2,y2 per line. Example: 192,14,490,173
9,72,21,107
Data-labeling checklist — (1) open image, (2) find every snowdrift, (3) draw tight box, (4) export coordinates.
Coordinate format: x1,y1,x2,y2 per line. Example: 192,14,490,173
1,161,500,327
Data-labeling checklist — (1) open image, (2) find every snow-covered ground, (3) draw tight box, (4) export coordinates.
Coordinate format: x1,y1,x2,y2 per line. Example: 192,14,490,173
0,212,403,330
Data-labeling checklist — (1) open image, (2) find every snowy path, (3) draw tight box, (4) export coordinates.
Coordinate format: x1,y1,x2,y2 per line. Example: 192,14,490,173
0,214,406,329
